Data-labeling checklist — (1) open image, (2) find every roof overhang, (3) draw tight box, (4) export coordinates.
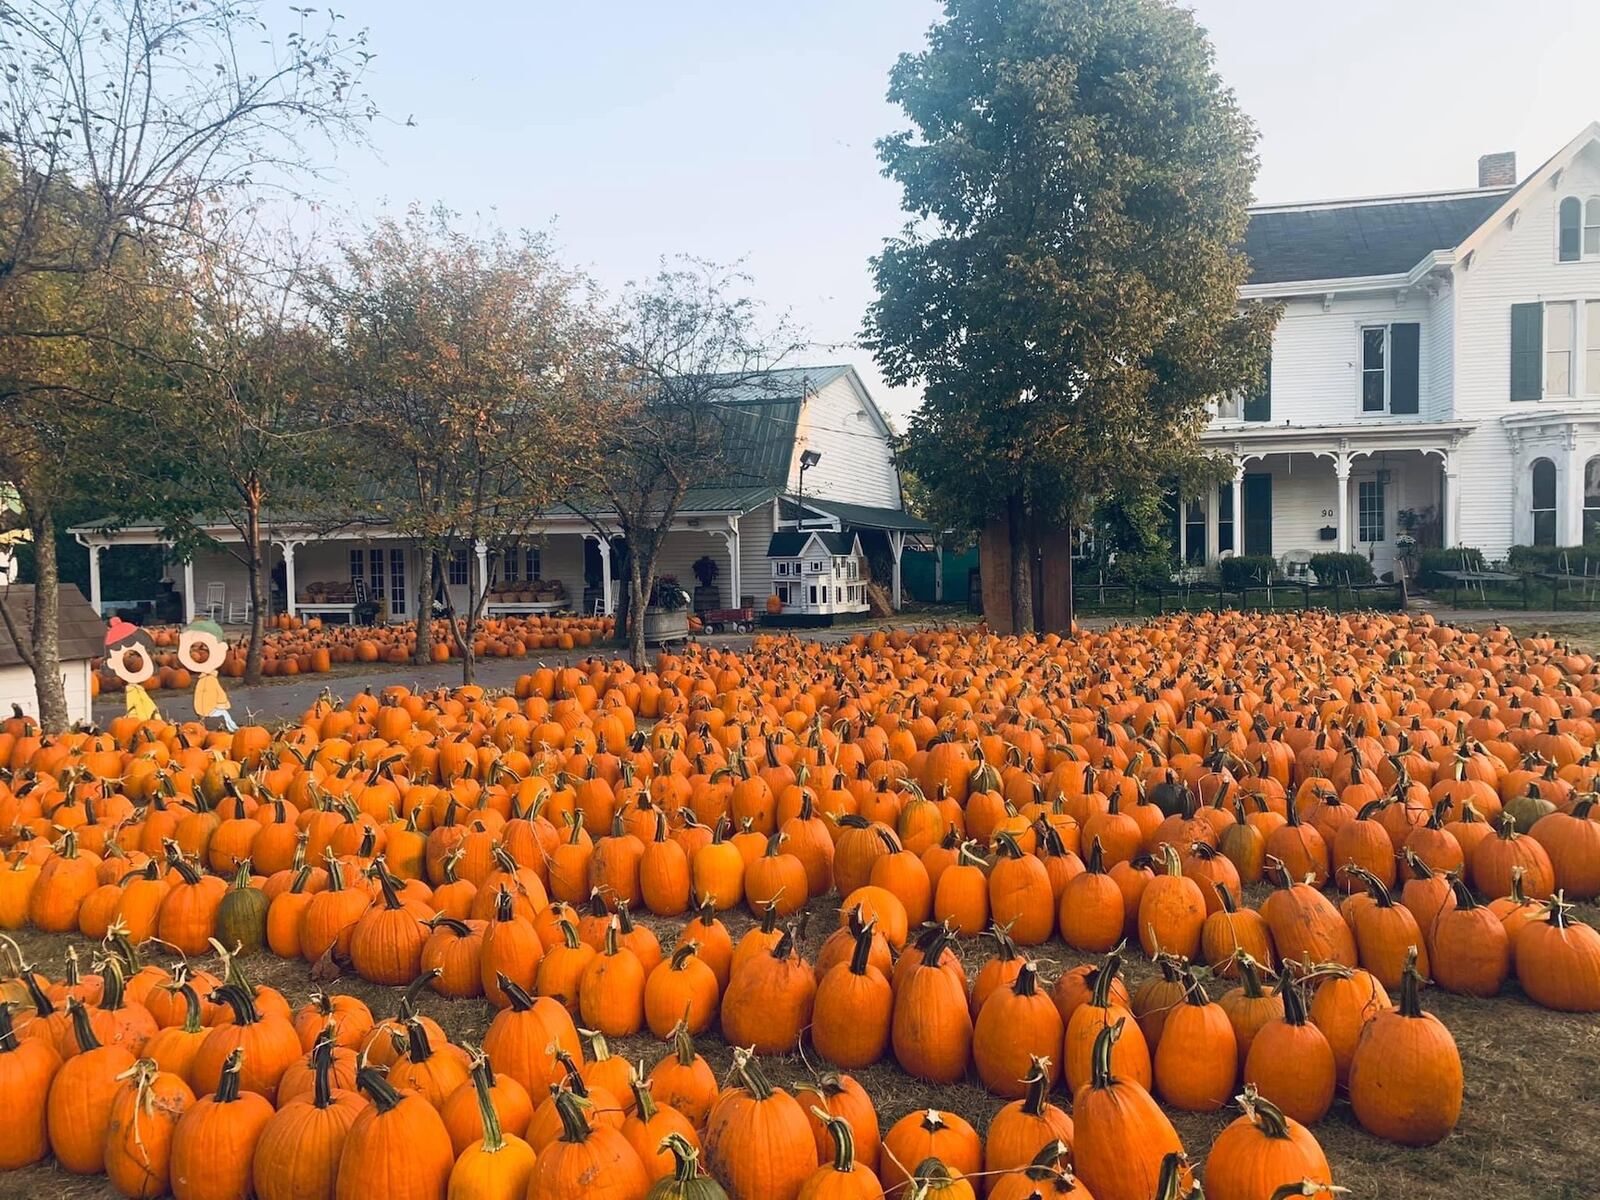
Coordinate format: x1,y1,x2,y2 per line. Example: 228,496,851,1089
1203,420,1476,462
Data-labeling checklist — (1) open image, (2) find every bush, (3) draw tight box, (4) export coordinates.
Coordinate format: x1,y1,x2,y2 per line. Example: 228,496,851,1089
1308,552,1375,585
1219,555,1278,591
1417,547,1484,588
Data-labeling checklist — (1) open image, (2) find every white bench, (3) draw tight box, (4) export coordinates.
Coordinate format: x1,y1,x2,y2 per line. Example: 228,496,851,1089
485,600,567,616
296,602,358,622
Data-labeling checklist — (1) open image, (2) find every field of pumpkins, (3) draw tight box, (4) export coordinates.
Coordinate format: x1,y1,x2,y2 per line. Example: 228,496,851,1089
93,615,616,693
3,610,1599,1200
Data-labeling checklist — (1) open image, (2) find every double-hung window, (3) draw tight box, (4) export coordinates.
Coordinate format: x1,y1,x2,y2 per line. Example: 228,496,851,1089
1359,323,1420,414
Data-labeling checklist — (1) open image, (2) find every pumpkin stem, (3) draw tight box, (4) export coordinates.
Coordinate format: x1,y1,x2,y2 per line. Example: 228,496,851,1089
1088,1018,1125,1090
1019,1055,1054,1117
214,1048,246,1103
468,1050,507,1153
356,1063,407,1113
552,1087,595,1144
1396,946,1425,1018
660,1131,708,1184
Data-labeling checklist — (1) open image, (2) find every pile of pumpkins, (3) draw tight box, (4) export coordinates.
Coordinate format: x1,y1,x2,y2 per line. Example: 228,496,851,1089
3,609,1600,1199
94,614,614,689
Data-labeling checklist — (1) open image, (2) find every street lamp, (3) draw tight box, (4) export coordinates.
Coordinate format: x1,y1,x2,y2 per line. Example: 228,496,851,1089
796,449,822,528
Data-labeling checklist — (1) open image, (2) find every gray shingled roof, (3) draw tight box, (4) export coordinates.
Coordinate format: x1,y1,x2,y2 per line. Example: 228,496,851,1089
0,585,105,668
1243,191,1510,285
767,531,857,557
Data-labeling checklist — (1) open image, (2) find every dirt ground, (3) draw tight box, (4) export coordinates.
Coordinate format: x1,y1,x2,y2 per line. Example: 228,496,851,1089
3,892,1598,1200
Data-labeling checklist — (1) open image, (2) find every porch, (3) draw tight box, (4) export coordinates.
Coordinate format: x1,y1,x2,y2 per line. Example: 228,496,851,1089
1190,421,1475,579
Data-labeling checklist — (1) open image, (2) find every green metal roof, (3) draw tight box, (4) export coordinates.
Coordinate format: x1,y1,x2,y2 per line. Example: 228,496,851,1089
791,496,932,532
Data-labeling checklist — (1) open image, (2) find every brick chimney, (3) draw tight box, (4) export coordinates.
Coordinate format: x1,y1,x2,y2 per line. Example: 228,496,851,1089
1478,151,1516,188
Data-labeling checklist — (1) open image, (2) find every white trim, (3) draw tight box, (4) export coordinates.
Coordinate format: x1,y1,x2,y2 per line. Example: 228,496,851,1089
1454,123,1600,263
1248,187,1513,215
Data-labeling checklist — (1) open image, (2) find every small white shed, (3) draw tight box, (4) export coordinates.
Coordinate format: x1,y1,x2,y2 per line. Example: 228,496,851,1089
1,584,104,726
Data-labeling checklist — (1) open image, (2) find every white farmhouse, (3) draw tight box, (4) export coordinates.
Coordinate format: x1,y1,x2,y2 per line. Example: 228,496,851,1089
1185,124,1600,575
0,585,103,726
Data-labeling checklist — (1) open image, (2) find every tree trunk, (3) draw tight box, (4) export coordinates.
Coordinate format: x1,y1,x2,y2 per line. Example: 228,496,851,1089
612,539,633,649
27,502,70,733
626,551,647,668
1063,521,1075,634
1006,491,1034,636
413,547,434,666
244,499,265,685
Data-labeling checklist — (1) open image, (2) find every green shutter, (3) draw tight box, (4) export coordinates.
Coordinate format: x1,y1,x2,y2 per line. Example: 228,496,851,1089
1511,303,1543,401
1390,323,1420,414
1242,356,1271,421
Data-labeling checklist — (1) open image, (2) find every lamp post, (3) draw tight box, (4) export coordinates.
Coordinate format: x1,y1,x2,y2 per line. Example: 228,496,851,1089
796,449,821,529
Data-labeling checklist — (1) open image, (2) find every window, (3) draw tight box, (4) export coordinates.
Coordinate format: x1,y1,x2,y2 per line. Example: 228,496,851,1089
777,584,790,604
1589,303,1600,396
835,587,842,603
808,585,818,605
524,547,540,581
389,549,407,615
1560,197,1583,262
1588,199,1600,257
1357,479,1385,544
1586,458,1600,544
1360,323,1420,414
367,549,385,601
502,549,518,584
1547,302,1575,397
350,550,365,585
809,560,822,573
1532,458,1558,546
1184,498,1206,565
448,546,469,586
1243,355,1271,421
1217,483,1235,554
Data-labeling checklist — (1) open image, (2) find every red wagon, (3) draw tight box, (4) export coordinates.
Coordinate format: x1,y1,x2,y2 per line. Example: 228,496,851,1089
700,607,756,634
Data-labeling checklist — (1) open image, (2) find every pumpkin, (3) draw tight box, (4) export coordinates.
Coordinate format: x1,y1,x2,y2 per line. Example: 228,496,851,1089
1203,1088,1333,1200
1153,969,1238,1113
649,1023,720,1132
1242,978,1335,1126
444,1050,539,1200
1429,877,1510,998
254,1034,367,1200
104,1058,195,1200
972,960,1063,1098
335,1065,456,1200
812,917,893,1069
1348,948,1463,1145
1514,892,1600,1011
890,926,972,1084
703,1050,818,1200
169,1048,274,1200
191,980,302,1104
47,999,138,1173
0,1001,60,1169
984,1057,1076,1187
650,1134,731,1200
482,974,582,1097
880,1109,980,1199
1071,1021,1184,1200
721,924,816,1055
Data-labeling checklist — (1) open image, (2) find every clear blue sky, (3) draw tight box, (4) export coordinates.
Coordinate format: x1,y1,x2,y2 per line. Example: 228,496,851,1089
319,0,1600,424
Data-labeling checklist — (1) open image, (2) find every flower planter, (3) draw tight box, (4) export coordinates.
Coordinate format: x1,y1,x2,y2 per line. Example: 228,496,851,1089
642,607,689,645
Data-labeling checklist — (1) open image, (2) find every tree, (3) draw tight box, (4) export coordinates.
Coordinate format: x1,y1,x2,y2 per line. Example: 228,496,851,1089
867,0,1275,633
156,212,356,684
0,0,375,729
324,207,592,683
567,259,798,668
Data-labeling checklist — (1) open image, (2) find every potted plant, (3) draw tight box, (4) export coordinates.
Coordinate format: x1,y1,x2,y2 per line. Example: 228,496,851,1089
644,575,691,644
691,555,721,613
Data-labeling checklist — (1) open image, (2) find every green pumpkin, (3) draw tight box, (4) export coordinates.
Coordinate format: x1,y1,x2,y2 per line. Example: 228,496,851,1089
1504,786,1556,833
648,1134,730,1200
215,860,270,953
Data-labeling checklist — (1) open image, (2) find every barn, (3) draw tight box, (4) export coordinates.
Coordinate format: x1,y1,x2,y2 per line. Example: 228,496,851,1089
0,585,104,726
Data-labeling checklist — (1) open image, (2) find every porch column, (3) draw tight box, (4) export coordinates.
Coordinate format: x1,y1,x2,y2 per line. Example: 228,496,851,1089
727,518,742,609
474,539,490,596
1443,451,1460,547
181,557,196,622
86,542,103,616
1562,431,1584,545
1230,465,1244,556
934,543,944,602
598,536,613,616
1335,454,1352,553
1177,498,1187,563
281,540,298,619
889,529,906,609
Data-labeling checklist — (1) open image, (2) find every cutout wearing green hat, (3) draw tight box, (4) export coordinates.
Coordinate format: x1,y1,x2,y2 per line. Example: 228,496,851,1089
179,618,235,732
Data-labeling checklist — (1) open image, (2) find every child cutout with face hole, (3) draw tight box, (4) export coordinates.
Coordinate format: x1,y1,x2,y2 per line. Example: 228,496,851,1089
179,618,236,732
104,618,160,722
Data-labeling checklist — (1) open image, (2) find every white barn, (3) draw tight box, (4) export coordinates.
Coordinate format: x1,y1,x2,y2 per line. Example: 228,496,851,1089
0,585,103,726
1184,123,1600,573
71,365,932,624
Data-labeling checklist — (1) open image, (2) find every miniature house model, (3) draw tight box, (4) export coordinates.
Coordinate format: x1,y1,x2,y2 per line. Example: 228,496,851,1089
766,530,869,617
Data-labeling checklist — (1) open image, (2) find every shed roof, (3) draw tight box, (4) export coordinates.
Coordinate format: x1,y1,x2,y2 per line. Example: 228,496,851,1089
0,585,105,669
795,496,932,532
767,530,858,557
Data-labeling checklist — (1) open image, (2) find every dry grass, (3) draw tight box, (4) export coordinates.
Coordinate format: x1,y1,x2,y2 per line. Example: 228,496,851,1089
3,893,1600,1200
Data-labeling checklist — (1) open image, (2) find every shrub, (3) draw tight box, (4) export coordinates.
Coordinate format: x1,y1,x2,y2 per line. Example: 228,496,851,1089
1417,547,1484,588
1219,555,1278,591
1308,552,1374,585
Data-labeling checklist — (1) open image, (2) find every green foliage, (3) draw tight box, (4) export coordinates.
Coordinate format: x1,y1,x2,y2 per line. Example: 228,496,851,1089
870,0,1276,537
1219,555,1279,590
1308,552,1375,584
1417,547,1484,587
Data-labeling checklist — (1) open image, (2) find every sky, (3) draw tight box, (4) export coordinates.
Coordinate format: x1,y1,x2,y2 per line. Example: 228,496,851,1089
314,0,1600,425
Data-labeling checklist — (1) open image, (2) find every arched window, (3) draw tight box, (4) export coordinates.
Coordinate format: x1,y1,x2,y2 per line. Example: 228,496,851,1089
1532,458,1558,545
1588,199,1600,258
1586,458,1600,545
1559,197,1582,262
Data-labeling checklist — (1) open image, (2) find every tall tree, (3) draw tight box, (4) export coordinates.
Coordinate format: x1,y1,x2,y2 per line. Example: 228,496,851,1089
868,0,1275,633
323,207,592,683
157,212,355,684
567,259,798,668
0,0,375,729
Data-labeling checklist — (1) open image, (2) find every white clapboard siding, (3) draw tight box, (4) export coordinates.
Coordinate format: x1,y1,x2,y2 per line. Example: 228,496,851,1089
787,373,902,508
1,660,91,725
